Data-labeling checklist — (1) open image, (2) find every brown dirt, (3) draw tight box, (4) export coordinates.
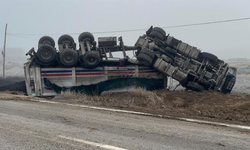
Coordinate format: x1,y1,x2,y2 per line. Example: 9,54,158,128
1,89,250,125
52,89,250,125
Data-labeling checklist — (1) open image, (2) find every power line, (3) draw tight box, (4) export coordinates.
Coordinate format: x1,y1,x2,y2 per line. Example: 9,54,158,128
162,17,250,28
7,17,250,36
92,17,250,33
7,33,38,40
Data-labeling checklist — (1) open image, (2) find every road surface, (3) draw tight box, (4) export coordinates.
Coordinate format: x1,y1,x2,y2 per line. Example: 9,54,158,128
0,99,249,150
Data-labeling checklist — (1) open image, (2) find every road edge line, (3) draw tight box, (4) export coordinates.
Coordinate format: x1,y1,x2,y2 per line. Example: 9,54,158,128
30,99,250,130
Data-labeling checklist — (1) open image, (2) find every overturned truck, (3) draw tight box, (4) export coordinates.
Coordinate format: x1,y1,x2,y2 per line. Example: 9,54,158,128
24,26,236,96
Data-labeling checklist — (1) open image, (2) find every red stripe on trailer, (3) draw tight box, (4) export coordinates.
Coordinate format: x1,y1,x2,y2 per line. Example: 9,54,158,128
41,73,72,77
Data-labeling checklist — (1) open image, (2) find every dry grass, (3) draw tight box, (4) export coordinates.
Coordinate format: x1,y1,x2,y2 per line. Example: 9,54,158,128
0,91,33,101
54,90,110,104
125,87,163,108
54,88,164,109
54,91,89,100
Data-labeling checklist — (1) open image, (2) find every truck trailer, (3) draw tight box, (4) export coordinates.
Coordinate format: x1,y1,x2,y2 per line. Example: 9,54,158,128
24,26,236,96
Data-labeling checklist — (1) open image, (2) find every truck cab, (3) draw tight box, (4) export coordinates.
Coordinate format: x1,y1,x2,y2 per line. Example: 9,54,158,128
135,26,236,93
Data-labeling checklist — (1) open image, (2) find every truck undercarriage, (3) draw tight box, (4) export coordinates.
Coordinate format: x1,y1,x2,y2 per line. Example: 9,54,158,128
24,26,236,96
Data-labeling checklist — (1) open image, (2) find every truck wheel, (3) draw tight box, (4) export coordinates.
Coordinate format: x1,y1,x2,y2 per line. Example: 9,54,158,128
36,45,57,63
187,82,204,92
38,36,55,48
137,53,153,66
148,30,165,41
34,55,56,66
140,49,155,60
59,49,78,67
78,32,94,44
221,74,236,94
148,27,166,41
152,27,166,37
199,52,218,63
80,51,101,68
58,34,74,45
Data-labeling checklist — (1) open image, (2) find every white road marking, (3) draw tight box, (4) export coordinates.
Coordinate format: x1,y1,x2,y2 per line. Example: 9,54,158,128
178,118,250,130
30,99,154,116
58,135,128,150
30,99,250,130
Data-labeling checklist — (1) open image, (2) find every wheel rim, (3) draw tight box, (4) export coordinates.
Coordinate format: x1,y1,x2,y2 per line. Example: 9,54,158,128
63,53,75,63
41,49,52,60
87,57,96,63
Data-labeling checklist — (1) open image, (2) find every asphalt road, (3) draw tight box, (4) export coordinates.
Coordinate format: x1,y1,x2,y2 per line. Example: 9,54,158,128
0,100,249,150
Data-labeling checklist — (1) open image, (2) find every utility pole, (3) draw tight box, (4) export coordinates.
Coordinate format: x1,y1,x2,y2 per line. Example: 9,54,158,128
3,24,7,78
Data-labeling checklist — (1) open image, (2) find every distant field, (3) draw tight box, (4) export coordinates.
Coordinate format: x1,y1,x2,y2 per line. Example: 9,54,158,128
227,59,250,94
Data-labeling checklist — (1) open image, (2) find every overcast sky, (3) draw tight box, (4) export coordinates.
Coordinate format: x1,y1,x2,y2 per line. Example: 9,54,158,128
0,0,250,59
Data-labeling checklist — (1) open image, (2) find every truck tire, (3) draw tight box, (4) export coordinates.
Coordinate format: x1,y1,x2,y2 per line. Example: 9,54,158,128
59,49,78,67
80,51,101,68
38,36,55,48
34,55,56,66
148,27,166,41
148,30,165,41
152,27,166,37
221,74,236,94
36,45,57,63
78,32,94,44
140,49,155,60
187,82,204,91
199,52,218,63
137,53,153,66
58,34,74,45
